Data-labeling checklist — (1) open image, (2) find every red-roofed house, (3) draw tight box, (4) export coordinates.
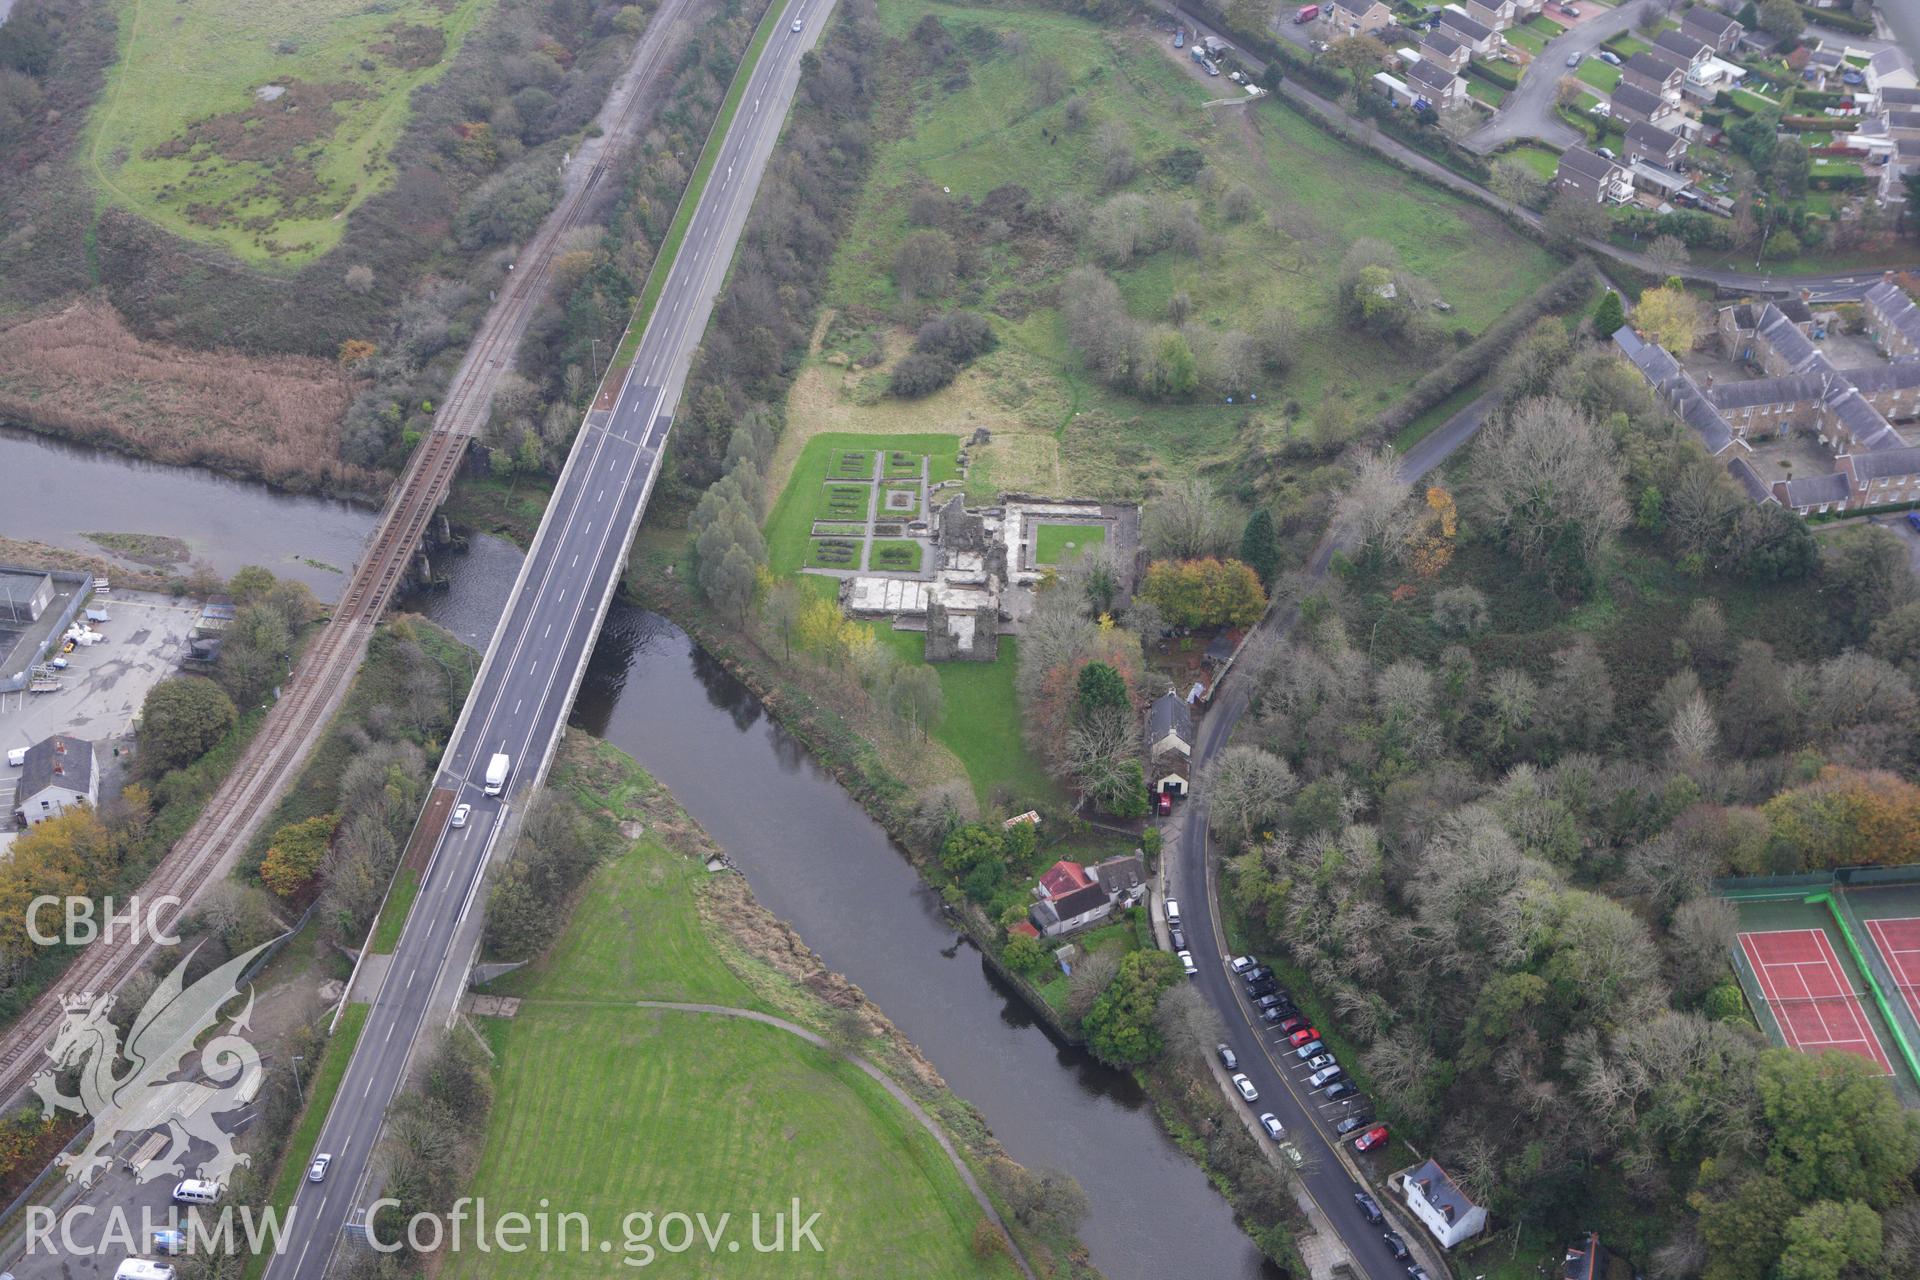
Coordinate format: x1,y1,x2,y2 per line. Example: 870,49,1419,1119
1037,860,1094,901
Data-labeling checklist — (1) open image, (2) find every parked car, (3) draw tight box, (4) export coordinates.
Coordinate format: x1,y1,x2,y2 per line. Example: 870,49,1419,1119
1353,1191,1384,1223
1261,1005,1296,1024
1596,145,1616,159
5,748,24,768
1562,3,1581,14
1276,1141,1305,1168
1383,1230,1410,1261
1598,49,1620,65
1303,1053,1336,1071
1566,51,1581,67
1247,977,1283,998
1309,1066,1345,1088
1218,1044,1239,1070
1178,950,1198,976
1169,925,1187,950
152,1230,187,1256
1229,955,1257,973
1164,898,1181,925
1335,1113,1375,1135
1232,1073,1259,1102
308,1154,331,1183
1259,1113,1284,1139
1288,1027,1320,1047
1275,1015,1308,1034
1254,993,1289,1011
1156,790,1173,816
1325,1080,1359,1101
450,803,471,829
1294,1040,1325,1059
1905,510,1920,534
1241,966,1273,985
1409,1268,1433,1280
1354,1125,1389,1151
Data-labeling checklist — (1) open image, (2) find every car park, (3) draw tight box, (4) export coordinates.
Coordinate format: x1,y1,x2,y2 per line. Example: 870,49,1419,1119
1335,1113,1375,1135
1259,1113,1284,1139
1218,1044,1239,1070
450,803,471,829
1353,1124,1389,1151
1288,1027,1319,1047
1294,1040,1324,1059
1353,1191,1383,1223
1229,955,1257,973
1276,1141,1305,1168
1383,1230,1410,1261
1232,1073,1259,1102
1309,1066,1344,1088
1325,1080,1359,1101
308,1154,331,1183
1178,950,1197,976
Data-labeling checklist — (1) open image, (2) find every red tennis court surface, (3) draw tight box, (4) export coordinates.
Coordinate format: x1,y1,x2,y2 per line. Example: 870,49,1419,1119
1866,917,1920,1030
1738,929,1893,1074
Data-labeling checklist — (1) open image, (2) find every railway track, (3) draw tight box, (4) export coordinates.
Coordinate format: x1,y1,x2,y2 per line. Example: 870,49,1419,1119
0,0,701,1106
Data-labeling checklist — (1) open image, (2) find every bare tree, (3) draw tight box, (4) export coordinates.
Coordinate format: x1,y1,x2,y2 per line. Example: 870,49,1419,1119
1143,477,1235,558
1202,745,1299,846
1064,948,1122,1022
1470,397,1628,588
1332,447,1417,561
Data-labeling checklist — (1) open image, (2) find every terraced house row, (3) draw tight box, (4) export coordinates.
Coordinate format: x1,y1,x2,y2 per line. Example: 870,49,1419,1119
1613,279,1920,514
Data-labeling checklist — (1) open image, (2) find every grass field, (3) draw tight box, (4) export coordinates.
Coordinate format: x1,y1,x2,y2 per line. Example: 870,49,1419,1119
766,433,960,574
1503,143,1563,183
88,0,492,265
1504,25,1547,55
446,770,1011,1279
1034,522,1106,565
1577,59,1624,92
791,0,1561,502
870,628,1050,806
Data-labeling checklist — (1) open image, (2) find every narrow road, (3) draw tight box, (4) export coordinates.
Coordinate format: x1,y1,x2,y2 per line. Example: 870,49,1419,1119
1167,392,1496,1280
1159,1,1916,294
629,1001,1038,1280
1465,1,1647,153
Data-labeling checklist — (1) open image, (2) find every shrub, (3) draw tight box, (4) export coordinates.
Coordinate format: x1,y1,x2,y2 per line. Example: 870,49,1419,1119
889,351,958,397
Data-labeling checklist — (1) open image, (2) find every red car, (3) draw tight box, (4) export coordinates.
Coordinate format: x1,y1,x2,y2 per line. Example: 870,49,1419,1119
1353,1125,1389,1152
1156,791,1173,816
1288,1027,1319,1047
1276,1015,1308,1034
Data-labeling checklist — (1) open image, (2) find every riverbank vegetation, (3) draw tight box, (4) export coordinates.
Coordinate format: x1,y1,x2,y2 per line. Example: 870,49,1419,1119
437,735,1088,1279
1207,316,1920,1273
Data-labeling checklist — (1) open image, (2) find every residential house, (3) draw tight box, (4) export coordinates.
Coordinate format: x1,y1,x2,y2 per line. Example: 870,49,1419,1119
1029,859,1114,937
1563,1234,1621,1280
1624,120,1687,168
1436,7,1497,54
1613,325,1742,456
1419,31,1470,72
1464,0,1513,31
1608,81,1680,129
1621,51,1683,102
1401,1159,1489,1248
1727,456,1778,504
1648,28,1712,74
1866,277,1920,357
1147,690,1193,759
1553,146,1632,203
1091,854,1148,905
1372,70,1418,107
1405,55,1468,109
1740,299,1820,375
1868,46,1918,93
1680,7,1742,53
1328,0,1392,35
13,736,96,829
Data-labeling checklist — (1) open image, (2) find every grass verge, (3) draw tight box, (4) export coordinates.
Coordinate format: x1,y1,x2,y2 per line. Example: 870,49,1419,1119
369,868,420,954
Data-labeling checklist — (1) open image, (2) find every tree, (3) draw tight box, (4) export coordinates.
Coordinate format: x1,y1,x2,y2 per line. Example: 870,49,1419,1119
893,229,956,300
1758,1049,1920,1208
1729,110,1781,172
260,814,338,898
1138,559,1266,628
1470,397,1628,591
1636,280,1707,353
1144,478,1234,558
1064,947,1121,1023
1821,525,1914,643
1646,234,1691,272
1777,1200,1882,1280
344,265,376,294
1544,191,1609,248
1031,55,1068,106
1202,746,1298,846
1081,949,1180,1066
1239,508,1279,586
1490,158,1548,208
1773,141,1813,200
892,664,945,740
1324,35,1388,91
762,579,803,661
1591,289,1625,337
1004,932,1047,974
1758,0,1803,38
140,678,238,777
1333,448,1417,562
220,602,294,707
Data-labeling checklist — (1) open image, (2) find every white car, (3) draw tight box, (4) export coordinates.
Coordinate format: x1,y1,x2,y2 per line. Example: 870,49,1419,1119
1232,1073,1259,1102
1259,1113,1284,1139
308,1154,331,1183
450,803,471,829
791,17,803,31
1566,51,1581,67
1303,1053,1336,1071
1229,954,1257,973
1178,950,1197,976
1163,897,1181,925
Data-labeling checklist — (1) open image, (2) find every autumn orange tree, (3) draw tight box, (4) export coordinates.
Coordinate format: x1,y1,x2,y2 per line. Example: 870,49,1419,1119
260,814,339,898
1762,767,1920,869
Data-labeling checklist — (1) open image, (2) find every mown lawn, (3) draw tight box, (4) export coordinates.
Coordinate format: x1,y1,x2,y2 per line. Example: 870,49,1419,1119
764,432,961,574
1504,143,1563,182
88,0,492,265
1577,58,1624,92
1034,522,1106,565
803,0,1561,499
446,793,1013,1279
871,627,1054,807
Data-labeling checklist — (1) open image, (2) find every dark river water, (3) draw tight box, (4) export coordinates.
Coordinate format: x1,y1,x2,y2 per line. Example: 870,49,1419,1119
0,426,1277,1280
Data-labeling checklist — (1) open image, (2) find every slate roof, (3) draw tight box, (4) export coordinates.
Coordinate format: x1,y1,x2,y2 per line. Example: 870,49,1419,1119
1651,29,1709,64
1870,48,1915,80
1681,8,1739,42
1826,386,1904,450
19,736,93,803
1899,138,1920,161
1707,373,1831,410
1558,145,1622,183
1867,280,1920,349
1406,1159,1482,1222
1050,883,1112,921
1626,120,1684,155
1756,303,1821,371
1777,297,1814,324
1438,10,1492,42
1148,690,1192,746
1093,855,1147,894
1613,325,1679,384
1784,470,1851,506
1406,57,1460,93
1890,111,1920,132
1609,82,1666,119
1882,86,1920,107
1670,377,1737,455
1624,52,1675,83
1727,456,1775,503
1849,443,1920,480
1840,359,1920,396
1422,32,1464,59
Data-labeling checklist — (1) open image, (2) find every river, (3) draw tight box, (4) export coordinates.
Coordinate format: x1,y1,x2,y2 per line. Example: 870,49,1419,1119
0,426,1277,1280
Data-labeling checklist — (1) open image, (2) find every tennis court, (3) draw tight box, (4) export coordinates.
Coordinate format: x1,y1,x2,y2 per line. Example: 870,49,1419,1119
1737,929,1894,1074
1866,917,1920,1030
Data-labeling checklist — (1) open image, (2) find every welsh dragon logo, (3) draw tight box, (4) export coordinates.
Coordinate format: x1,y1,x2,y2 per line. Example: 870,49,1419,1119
33,943,269,1188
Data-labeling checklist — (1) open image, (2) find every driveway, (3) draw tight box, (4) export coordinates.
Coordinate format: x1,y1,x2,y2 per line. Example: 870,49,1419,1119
1466,0,1648,152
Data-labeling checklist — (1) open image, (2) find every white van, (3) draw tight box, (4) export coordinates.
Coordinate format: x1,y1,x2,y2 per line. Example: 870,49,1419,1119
5,748,24,768
171,1179,221,1205
115,1261,177,1280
